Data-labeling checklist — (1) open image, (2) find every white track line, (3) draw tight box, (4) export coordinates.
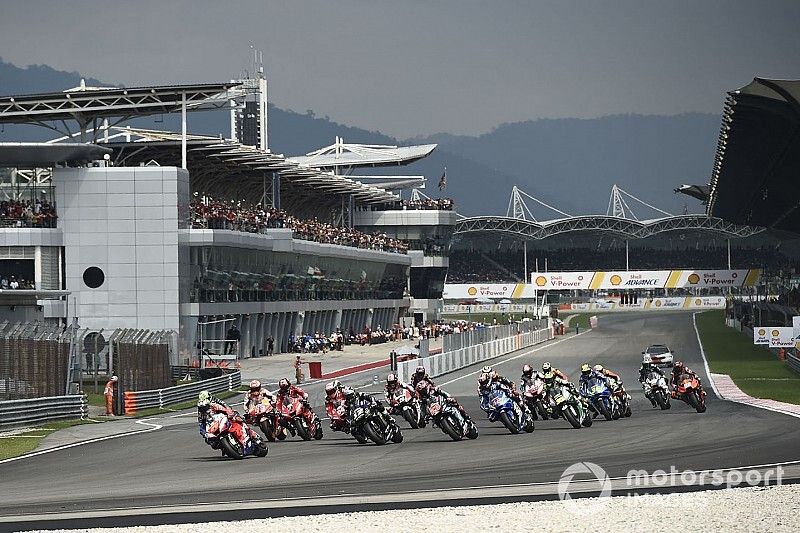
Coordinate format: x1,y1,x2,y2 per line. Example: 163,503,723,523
692,311,721,397
0,418,164,465
439,329,591,387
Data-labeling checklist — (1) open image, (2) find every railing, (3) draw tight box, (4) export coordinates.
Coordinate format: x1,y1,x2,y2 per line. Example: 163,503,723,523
442,320,547,352
397,326,553,383
787,354,800,376
123,371,241,415
0,394,87,431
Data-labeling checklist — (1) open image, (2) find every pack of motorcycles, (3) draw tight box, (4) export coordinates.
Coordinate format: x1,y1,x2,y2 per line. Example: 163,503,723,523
199,367,705,460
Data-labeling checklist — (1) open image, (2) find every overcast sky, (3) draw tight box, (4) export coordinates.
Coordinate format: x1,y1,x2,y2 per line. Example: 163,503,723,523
0,0,798,138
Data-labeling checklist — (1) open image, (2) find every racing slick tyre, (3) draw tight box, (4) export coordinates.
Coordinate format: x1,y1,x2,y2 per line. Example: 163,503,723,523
523,415,535,433
353,431,369,444
686,392,700,411
254,442,268,457
364,420,387,445
276,428,287,440
260,420,276,442
654,390,668,410
440,416,463,441
466,421,479,439
564,407,582,429
582,412,593,427
624,404,632,417
313,423,324,440
599,402,612,421
294,418,312,441
220,434,245,459
402,408,419,429
499,411,520,434
390,426,404,443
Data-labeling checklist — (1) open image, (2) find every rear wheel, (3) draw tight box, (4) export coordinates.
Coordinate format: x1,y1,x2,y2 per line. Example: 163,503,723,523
499,411,520,434
563,406,582,429
523,414,535,433
440,416,463,441
220,433,245,459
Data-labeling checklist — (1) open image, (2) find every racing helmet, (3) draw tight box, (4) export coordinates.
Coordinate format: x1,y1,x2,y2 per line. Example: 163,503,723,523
332,379,342,389
522,364,533,378
249,379,261,391
324,382,337,397
198,390,210,402
477,372,491,387
386,373,398,387
593,364,604,373
278,378,290,392
580,363,592,376
414,365,426,377
542,361,552,373
674,361,685,371
481,365,493,374
342,386,356,398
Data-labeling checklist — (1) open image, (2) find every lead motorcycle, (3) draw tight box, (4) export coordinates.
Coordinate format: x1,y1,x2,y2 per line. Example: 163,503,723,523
551,383,593,429
388,387,425,429
481,384,534,434
205,408,268,459
426,393,479,441
580,376,616,421
276,395,324,441
349,396,404,445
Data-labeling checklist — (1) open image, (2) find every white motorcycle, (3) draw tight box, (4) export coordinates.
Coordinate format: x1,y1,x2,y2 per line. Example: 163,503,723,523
642,371,671,410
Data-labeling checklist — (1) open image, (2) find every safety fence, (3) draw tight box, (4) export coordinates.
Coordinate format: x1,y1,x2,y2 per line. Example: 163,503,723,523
397,327,553,383
442,319,547,352
787,354,800,376
0,394,87,431
123,371,241,415
0,322,71,400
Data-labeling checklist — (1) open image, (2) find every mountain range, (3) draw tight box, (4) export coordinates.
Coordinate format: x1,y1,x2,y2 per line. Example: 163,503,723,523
0,58,717,216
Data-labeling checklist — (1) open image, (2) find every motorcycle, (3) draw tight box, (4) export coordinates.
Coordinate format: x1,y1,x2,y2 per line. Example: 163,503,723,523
276,395,324,440
206,408,268,459
674,373,707,413
349,396,404,445
608,378,632,418
482,385,534,434
522,377,552,420
551,384,593,429
388,387,426,429
581,376,616,421
245,399,282,441
426,394,478,441
642,371,671,410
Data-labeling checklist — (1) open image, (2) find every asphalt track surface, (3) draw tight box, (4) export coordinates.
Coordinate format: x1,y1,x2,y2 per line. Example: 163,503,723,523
2,312,800,530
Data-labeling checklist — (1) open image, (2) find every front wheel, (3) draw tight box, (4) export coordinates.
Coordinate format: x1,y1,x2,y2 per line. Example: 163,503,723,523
598,401,612,421
260,419,276,442
294,418,311,441
390,425,404,443
686,391,699,410
313,421,324,440
363,419,387,445
563,406,582,429
220,433,245,459
402,408,419,429
440,416,463,441
498,411,520,434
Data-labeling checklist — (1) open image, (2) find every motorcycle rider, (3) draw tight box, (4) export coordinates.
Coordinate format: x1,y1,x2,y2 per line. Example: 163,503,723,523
341,386,394,429
384,372,416,405
519,364,543,391
275,377,309,406
670,361,707,400
411,365,435,390
197,390,265,455
416,380,472,424
324,380,348,432
480,366,527,413
593,364,627,395
541,361,569,381
639,362,666,407
244,379,275,411
578,363,607,417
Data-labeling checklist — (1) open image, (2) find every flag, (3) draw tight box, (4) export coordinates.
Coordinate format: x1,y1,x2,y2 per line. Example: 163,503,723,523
438,167,447,191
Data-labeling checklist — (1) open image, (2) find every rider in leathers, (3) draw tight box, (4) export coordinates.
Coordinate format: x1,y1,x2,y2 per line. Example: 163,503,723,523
416,380,472,424
244,379,275,411
639,362,666,407
670,361,707,400
324,381,348,432
482,365,527,412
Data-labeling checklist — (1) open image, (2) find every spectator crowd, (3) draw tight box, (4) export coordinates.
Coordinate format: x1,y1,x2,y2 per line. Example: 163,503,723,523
191,197,408,254
0,275,34,289
0,199,57,228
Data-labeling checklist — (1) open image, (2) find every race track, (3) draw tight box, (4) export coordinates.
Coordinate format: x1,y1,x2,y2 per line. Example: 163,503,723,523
2,312,800,529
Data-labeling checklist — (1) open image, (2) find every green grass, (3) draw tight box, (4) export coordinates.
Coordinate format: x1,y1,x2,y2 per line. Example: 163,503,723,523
696,310,800,404
562,313,593,331
0,418,99,461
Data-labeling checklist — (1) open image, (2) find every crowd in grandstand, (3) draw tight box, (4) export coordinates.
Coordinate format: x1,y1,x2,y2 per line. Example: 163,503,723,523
447,247,800,282
0,275,34,289
360,197,455,211
190,197,408,254
0,199,57,228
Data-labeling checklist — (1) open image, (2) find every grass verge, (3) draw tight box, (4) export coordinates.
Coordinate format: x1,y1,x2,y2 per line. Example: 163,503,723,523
562,313,593,331
0,419,99,461
695,310,800,404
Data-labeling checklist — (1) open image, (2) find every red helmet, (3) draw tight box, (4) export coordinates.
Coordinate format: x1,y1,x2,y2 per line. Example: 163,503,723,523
324,382,337,397
278,378,290,391
249,379,261,391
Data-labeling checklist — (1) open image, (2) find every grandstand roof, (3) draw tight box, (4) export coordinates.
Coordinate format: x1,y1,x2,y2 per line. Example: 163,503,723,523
105,129,399,209
0,142,111,166
707,78,800,233
454,214,765,240
0,82,244,133
288,138,436,168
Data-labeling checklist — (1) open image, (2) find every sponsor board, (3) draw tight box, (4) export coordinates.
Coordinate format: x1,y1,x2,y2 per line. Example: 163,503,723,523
532,272,594,290
767,327,797,348
648,297,686,309
442,283,534,299
524,269,761,290
753,327,769,345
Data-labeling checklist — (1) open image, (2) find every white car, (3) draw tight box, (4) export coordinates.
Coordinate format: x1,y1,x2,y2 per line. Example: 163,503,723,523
642,344,674,367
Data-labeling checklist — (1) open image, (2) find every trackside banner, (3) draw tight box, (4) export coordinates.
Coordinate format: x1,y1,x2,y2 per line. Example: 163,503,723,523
442,283,535,300
530,269,761,291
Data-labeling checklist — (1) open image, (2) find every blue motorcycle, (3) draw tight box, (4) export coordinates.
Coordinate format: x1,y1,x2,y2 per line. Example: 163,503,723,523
581,376,616,421
481,384,534,434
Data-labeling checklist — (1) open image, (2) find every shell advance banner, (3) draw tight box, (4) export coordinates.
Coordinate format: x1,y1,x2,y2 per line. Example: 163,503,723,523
530,269,761,291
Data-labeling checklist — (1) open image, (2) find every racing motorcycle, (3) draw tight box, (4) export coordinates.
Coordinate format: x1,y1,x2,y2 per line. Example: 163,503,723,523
205,408,268,459
276,395,324,440
608,378,632,418
673,373,707,413
522,376,552,420
388,387,425,429
349,396,404,445
245,399,281,441
580,376,616,421
551,383,593,429
426,394,478,441
642,370,671,410
481,384,534,434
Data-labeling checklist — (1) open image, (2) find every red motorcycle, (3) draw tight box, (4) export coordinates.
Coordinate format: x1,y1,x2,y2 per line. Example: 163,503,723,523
673,373,707,413
388,387,425,429
276,395,324,440
523,377,553,420
207,408,268,459
246,400,284,442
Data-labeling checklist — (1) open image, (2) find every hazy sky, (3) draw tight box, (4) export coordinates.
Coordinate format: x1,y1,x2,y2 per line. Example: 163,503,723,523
0,0,798,138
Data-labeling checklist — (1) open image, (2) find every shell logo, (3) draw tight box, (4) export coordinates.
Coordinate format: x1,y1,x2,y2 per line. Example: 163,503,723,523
535,276,547,287
688,273,700,284
610,275,622,286
467,287,477,296
772,329,781,337
654,300,662,307
695,298,702,306
758,328,766,336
